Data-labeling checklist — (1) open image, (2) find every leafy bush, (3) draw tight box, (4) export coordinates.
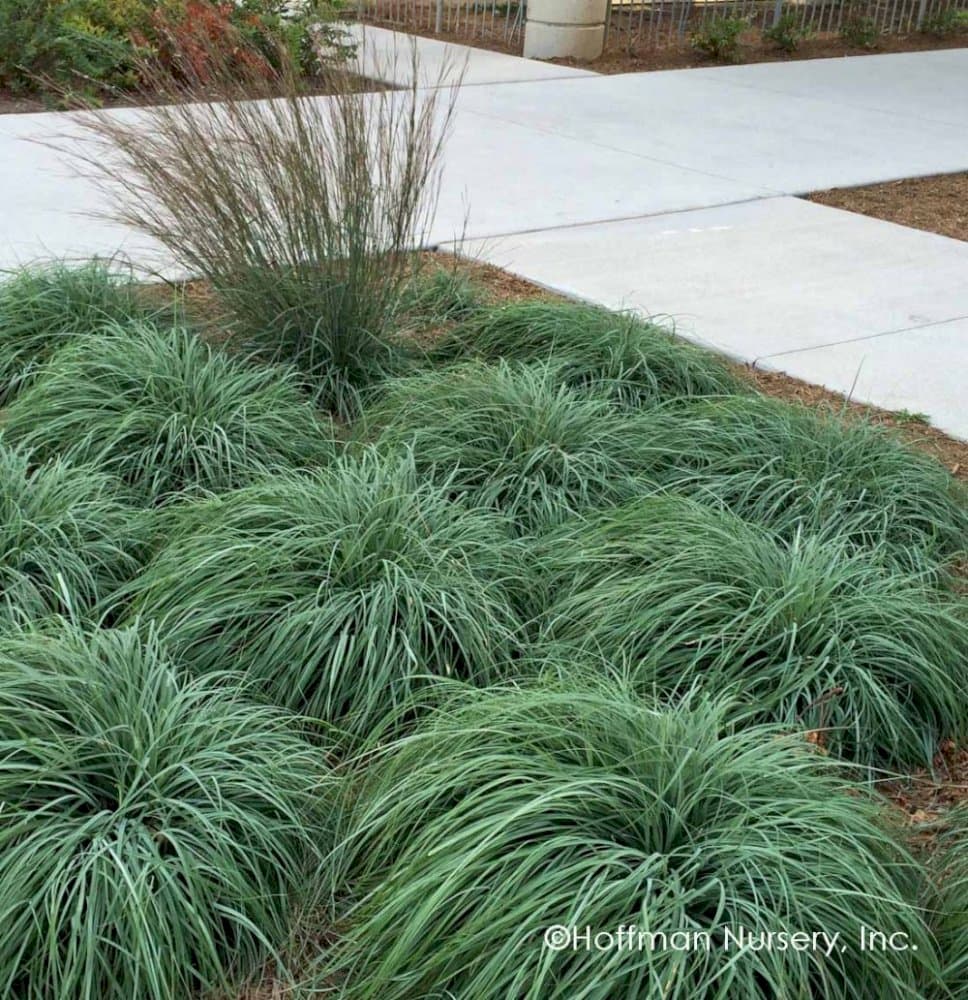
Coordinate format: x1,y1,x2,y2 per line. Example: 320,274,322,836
0,622,328,1000
0,261,145,405
920,6,968,36
0,437,142,626
4,323,337,504
0,0,138,96
691,15,748,62
75,32,457,417
840,15,880,48
763,11,811,52
661,396,968,571
433,301,744,408
121,451,523,738
0,0,345,98
361,361,688,534
536,497,968,768
327,682,938,999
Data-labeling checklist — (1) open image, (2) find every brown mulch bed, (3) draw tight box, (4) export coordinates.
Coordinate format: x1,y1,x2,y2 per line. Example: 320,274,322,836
883,744,968,829
808,172,968,243
554,30,968,74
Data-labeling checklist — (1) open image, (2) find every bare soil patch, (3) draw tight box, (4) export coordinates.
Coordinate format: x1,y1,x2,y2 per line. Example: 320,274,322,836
555,30,968,74
808,172,968,243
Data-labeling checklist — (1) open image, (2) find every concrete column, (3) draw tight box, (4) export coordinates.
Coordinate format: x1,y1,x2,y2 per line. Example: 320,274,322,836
524,0,608,62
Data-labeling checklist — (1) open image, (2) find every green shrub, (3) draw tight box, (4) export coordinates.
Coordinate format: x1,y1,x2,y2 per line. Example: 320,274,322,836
0,0,137,97
433,301,744,408
536,497,967,768
661,396,968,571
77,33,457,417
920,5,968,35
691,15,748,62
763,11,811,51
326,682,938,999
0,0,346,98
0,622,328,1000
0,437,142,626
840,15,880,48
121,450,523,738
4,323,337,504
361,361,688,534
0,261,145,404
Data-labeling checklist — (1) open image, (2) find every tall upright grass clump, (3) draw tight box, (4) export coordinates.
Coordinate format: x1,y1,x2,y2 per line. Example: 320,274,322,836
0,623,329,1000
73,26,459,416
327,682,938,999
434,301,744,407
0,260,145,404
536,497,967,767
663,396,967,569
122,451,523,738
362,361,687,534
0,437,142,625
4,323,336,504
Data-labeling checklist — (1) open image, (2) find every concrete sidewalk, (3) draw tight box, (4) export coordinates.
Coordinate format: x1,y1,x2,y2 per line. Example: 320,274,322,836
457,198,968,438
344,24,596,88
0,34,965,435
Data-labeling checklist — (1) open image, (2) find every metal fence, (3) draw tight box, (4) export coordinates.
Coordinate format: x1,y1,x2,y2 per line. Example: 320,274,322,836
605,0,968,50
353,0,968,50
353,2,526,46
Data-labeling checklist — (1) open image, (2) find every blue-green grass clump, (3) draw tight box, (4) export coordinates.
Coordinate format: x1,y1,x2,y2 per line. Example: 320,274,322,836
0,437,143,626
122,450,525,739
361,360,690,534
432,300,744,407
327,681,939,999
0,623,330,1000
4,323,337,504
535,497,968,768
0,260,148,404
661,395,967,570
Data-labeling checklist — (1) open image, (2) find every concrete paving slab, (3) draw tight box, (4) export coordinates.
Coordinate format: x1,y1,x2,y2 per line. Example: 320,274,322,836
456,195,968,363
687,49,968,129
0,95,768,266
758,317,968,440
457,50,968,193
343,24,595,88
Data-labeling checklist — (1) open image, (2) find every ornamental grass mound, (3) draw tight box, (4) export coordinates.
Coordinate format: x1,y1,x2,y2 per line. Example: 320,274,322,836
0,260,147,404
73,30,459,418
663,395,967,570
3,323,337,505
326,682,938,1000
361,361,688,534
0,437,143,626
930,806,968,999
433,300,744,408
0,623,329,1000
535,497,967,768
122,450,524,738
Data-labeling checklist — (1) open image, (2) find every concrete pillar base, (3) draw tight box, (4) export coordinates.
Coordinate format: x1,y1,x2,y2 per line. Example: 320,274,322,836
524,0,607,62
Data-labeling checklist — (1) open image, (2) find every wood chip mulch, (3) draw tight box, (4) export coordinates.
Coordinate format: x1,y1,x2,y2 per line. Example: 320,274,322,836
808,172,968,244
